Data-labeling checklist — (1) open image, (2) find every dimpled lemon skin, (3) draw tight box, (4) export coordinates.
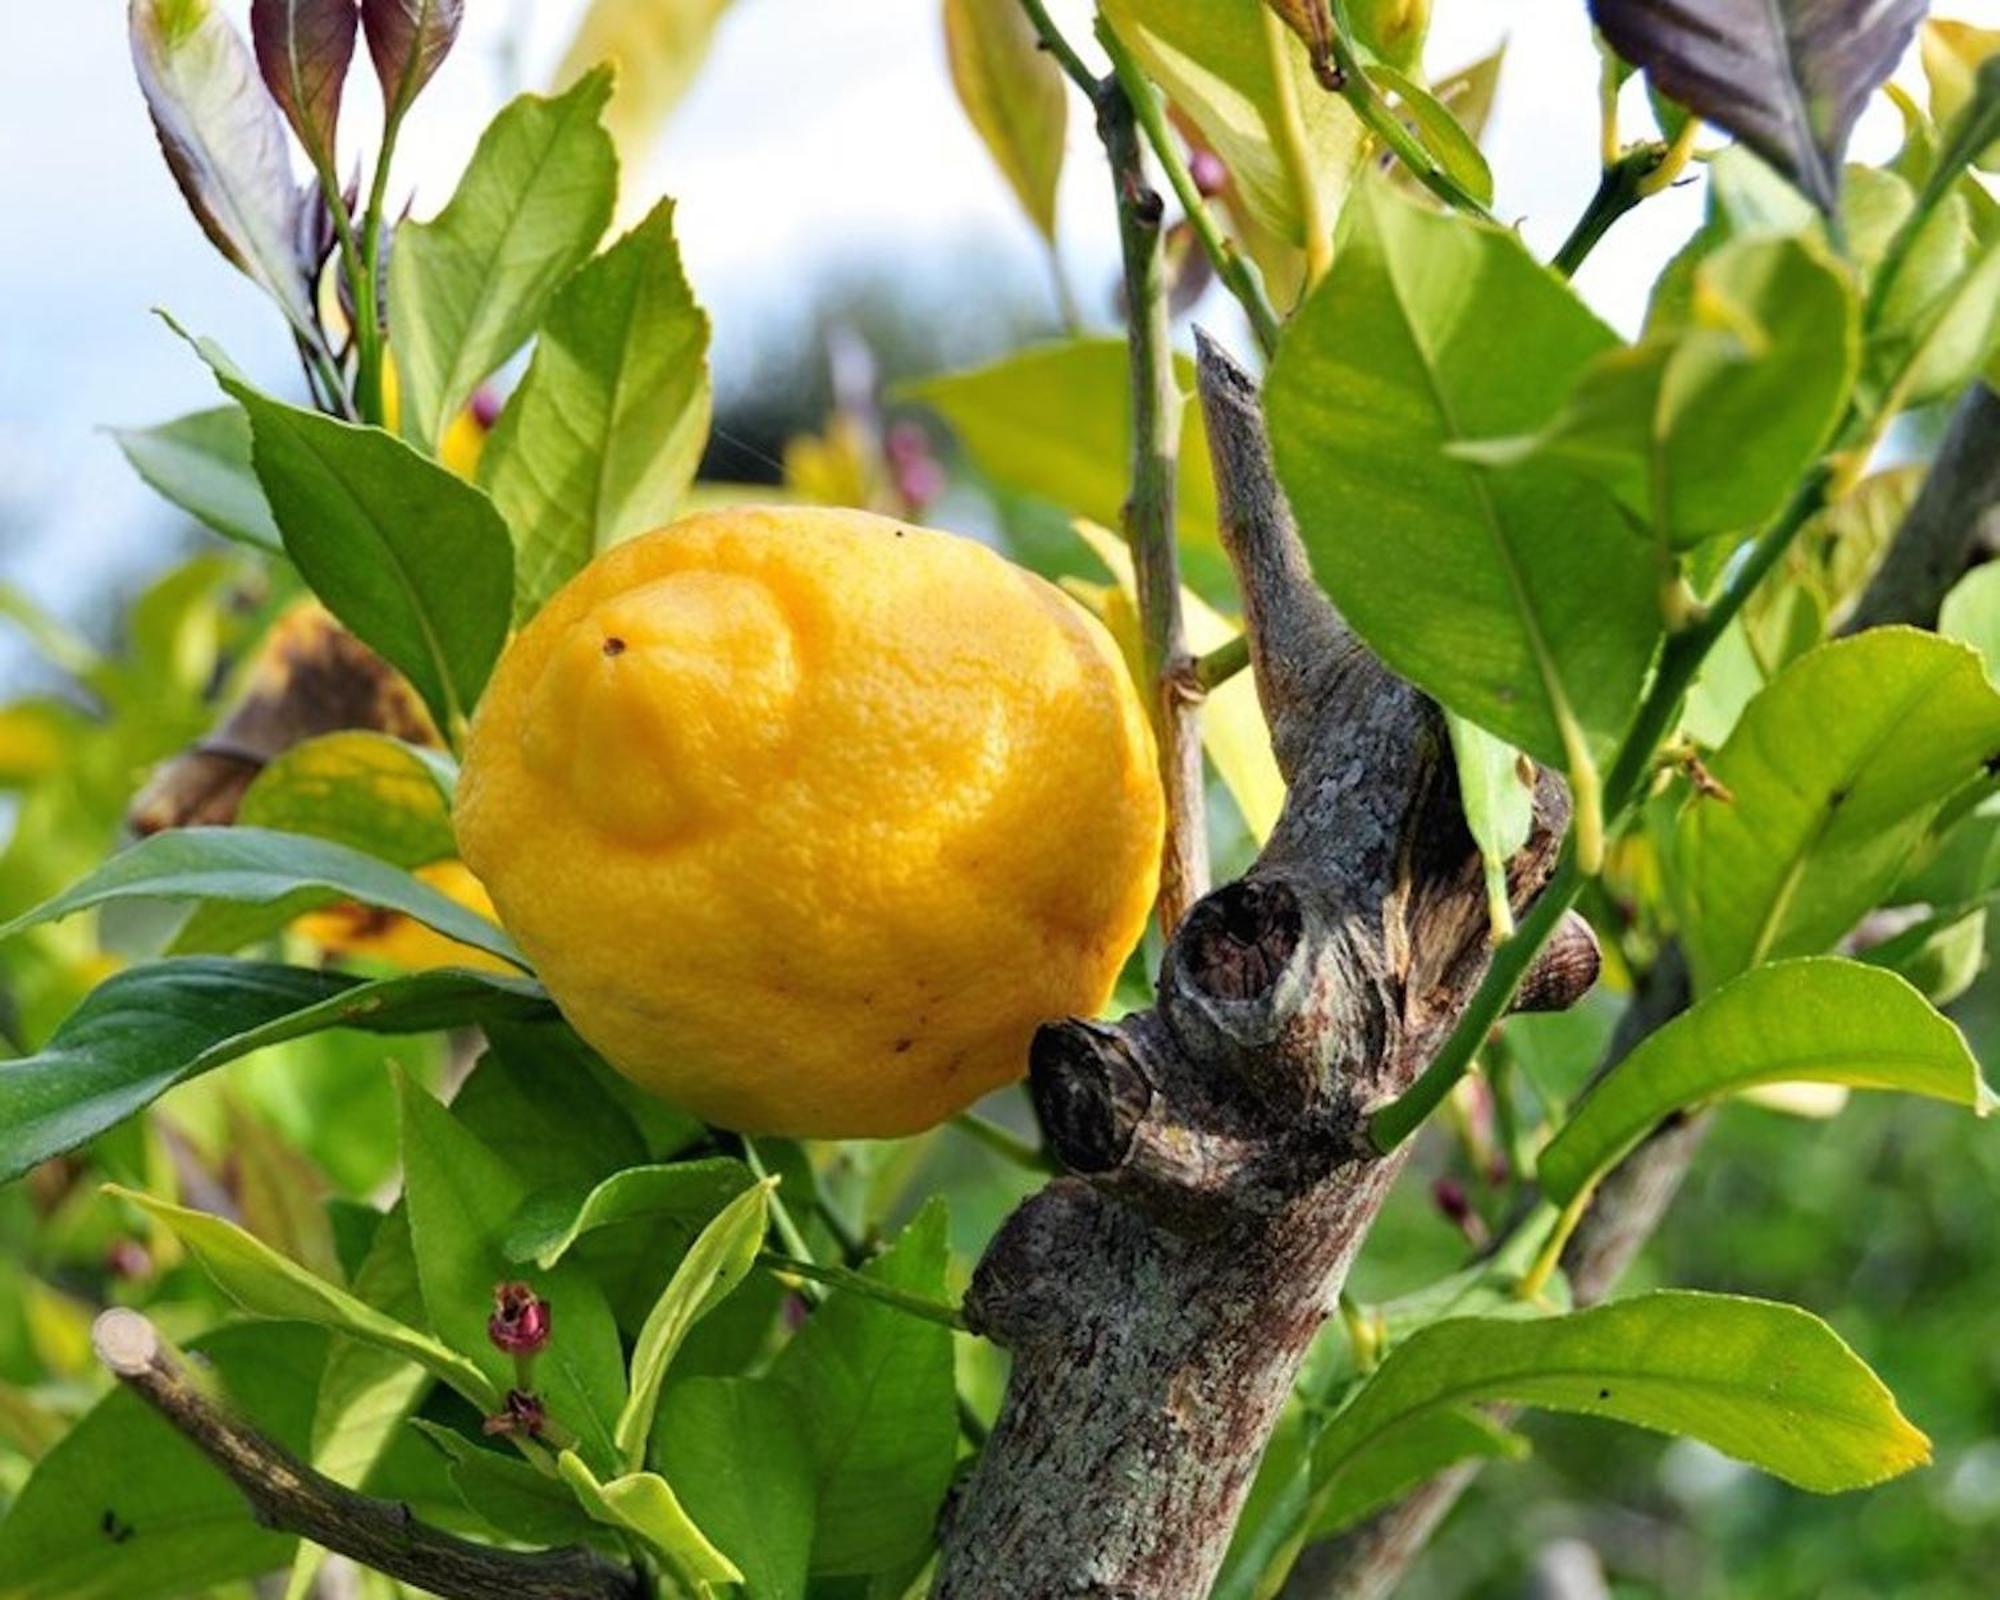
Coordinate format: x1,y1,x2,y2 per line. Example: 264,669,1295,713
454,506,1163,1139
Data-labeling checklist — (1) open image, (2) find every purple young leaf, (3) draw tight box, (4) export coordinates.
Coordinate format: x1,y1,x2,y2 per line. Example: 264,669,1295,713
1589,0,1927,214
360,0,463,114
129,0,315,338
250,0,361,171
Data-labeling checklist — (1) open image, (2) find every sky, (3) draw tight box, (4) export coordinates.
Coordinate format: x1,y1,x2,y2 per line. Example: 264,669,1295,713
0,0,1973,660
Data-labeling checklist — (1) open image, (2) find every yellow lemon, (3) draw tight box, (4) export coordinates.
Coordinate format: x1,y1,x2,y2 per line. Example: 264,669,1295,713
454,506,1163,1137
296,860,515,974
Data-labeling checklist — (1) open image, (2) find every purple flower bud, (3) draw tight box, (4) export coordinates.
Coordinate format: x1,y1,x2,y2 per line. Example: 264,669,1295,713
488,1281,551,1357
1188,148,1228,198
469,385,503,431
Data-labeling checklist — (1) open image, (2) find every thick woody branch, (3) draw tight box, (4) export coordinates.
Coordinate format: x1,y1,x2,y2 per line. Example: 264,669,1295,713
933,338,1586,1600
92,1310,640,1600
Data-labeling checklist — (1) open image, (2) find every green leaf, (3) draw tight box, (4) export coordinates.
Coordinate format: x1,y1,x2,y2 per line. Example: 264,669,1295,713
108,1186,499,1409
225,1095,343,1280
557,1450,742,1588
198,359,515,736
1673,629,2000,989
655,1377,816,1600
1311,1291,1929,1502
1445,713,1534,938
903,338,1220,548
396,1073,630,1472
1871,234,2000,412
552,0,733,162
615,1179,774,1471
1364,63,1494,206
457,1021,651,1196
1940,561,2000,680
389,71,619,452
1266,180,1660,812
129,0,317,339
773,1197,957,1576
109,407,282,553
506,1158,756,1269
480,200,712,619
0,1323,324,1600
1539,957,1992,1205
0,956,550,1183
1862,903,1989,1007
944,0,1067,240
1099,0,1366,253
1310,1406,1527,1537
1458,233,1858,550
236,730,457,867
407,1420,601,1546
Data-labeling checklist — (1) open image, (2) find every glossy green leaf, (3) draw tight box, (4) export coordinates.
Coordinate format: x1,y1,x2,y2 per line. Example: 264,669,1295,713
615,1179,773,1471
1312,1291,1929,1501
397,1074,629,1472
557,1450,742,1586
480,200,711,619
130,0,316,338
1539,957,1991,1204
109,1186,498,1408
655,1376,816,1599
1310,1406,1527,1537
1940,561,2000,679
236,730,457,867
1445,713,1534,938
1267,180,1659,794
903,338,1219,548
249,0,359,168
773,1197,957,1576
552,0,733,162
1100,0,1366,253
0,1323,324,1600
1588,0,1925,214
389,71,618,452
1674,630,2000,989
0,956,550,1183
944,0,1067,240
407,1420,601,1546
1863,904,1989,1007
456,1021,652,1196
1365,62,1493,206
0,825,524,967
198,357,514,736
109,406,281,553
506,1158,756,1270
1460,233,1857,549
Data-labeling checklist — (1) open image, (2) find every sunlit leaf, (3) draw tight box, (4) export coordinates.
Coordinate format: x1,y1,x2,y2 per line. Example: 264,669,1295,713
480,200,711,620
944,0,1068,240
109,1186,499,1408
505,1158,756,1270
249,0,359,168
615,1180,773,1471
1365,62,1492,206
1312,1292,1929,1501
557,1451,742,1586
553,0,733,167
109,406,282,553
1539,957,1991,1205
389,70,618,453
129,0,315,337
237,730,456,868
654,1376,816,1600
1939,555,2000,678
1673,629,2000,989
1589,0,1926,213
0,956,550,1183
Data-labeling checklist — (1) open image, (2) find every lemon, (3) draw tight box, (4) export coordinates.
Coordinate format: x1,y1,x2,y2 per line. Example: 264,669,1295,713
455,506,1163,1137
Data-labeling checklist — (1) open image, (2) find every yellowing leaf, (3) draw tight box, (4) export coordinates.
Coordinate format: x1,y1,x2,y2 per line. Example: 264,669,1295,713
944,0,1067,239
554,0,734,171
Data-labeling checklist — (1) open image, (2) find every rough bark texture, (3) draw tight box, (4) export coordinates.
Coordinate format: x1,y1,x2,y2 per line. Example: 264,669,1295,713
931,336,1585,1600
91,1310,639,1600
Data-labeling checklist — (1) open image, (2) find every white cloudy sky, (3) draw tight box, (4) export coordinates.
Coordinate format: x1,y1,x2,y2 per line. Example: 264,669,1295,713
0,1,1979,647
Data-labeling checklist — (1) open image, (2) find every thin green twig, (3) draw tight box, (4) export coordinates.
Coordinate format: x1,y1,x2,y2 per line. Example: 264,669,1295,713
756,1251,970,1333
951,1112,1054,1173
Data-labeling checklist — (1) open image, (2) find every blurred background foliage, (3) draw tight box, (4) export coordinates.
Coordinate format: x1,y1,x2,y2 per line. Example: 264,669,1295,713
0,1,1993,1596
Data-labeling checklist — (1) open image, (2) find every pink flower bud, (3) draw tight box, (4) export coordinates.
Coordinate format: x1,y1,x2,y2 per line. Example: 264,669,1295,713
1188,148,1228,198
488,1281,551,1357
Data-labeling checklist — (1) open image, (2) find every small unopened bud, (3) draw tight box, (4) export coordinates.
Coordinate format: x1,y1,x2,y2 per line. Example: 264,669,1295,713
884,420,946,514
104,1238,152,1281
1188,147,1228,198
469,385,503,431
482,1387,548,1440
488,1282,551,1358
1431,1177,1489,1247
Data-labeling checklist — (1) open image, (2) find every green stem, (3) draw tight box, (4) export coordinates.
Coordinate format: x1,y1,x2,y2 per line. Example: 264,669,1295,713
1015,0,1101,96
756,1252,970,1333
1550,142,1666,279
951,1112,1054,1173
742,1140,823,1305
1368,463,1837,1152
357,97,414,430
1194,632,1252,691
1098,19,1283,356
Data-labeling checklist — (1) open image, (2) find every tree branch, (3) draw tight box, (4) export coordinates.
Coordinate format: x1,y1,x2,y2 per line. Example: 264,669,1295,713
1288,376,2000,1600
91,1310,640,1600
931,335,1585,1600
